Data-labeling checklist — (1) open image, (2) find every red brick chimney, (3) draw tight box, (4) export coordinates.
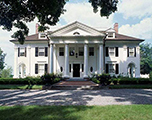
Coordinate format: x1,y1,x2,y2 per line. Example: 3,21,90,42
36,23,39,34
114,23,118,33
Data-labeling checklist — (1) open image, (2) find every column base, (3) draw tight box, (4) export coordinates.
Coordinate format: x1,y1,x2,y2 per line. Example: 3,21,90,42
63,75,70,80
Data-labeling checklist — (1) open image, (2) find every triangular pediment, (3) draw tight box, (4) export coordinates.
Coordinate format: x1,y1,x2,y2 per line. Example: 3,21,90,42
50,21,105,36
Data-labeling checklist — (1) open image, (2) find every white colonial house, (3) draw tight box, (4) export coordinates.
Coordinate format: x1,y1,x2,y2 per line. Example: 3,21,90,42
10,21,144,78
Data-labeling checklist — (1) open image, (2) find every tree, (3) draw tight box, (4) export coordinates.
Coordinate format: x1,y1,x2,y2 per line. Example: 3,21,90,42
0,0,118,44
0,66,13,78
0,48,6,70
140,43,152,74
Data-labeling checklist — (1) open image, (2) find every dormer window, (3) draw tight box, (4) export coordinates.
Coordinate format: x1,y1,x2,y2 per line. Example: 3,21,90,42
107,32,115,38
39,33,47,39
73,32,80,35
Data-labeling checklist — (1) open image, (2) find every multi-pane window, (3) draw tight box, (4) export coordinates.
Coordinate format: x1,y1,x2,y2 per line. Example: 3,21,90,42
89,47,94,56
59,47,64,56
40,33,46,39
108,33,113,38
79,47,84,56
38,64,44,74
69,47,75,56
109,64,115,73
109,47,115,56
127,47,136,57
39,48,45,56
20,48,26,56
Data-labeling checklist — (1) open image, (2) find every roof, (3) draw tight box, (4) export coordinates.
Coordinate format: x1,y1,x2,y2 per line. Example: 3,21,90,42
106,33,144,41
10,21,144,42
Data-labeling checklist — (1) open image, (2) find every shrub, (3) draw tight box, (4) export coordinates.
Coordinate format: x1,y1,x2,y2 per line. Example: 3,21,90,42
96,73,111,85
149,71,152,79
41,73,61,85
92,78,100,84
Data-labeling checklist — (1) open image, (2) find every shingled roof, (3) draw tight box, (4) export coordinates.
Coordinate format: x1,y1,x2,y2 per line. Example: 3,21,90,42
106,33,144,41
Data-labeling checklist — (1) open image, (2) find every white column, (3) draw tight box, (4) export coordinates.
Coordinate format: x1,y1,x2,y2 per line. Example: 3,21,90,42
50,44,54,73
27,46,31,76
64,44,69,78
99,44,103,74
84,44,88,78
13,47,18,78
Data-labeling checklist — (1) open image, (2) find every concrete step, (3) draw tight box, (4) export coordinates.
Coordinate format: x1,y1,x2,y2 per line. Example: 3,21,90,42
43,81,100,90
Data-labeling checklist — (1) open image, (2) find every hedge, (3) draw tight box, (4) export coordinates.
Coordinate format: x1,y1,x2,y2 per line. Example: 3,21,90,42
110,78,152,85
0,77,61,85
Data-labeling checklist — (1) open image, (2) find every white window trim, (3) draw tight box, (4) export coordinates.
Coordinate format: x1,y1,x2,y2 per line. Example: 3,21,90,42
129,47,135,57
39,32,47,39
38,47,45,56
20,48,25,56
109,47,115,57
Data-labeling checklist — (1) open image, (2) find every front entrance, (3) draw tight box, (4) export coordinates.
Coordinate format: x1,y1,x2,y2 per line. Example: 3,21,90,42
73,64,80,77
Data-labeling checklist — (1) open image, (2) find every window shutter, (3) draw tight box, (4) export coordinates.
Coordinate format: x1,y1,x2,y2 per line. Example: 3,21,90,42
35,47,38,57
25,47,26,57
45,47,48,57
115,64,119,74
35,64,38,74
127,47,129,57
45,64,48,73
115,47,118,57
18,48,20,57
106,64,109,73
134,47,136,57
106,47,109,57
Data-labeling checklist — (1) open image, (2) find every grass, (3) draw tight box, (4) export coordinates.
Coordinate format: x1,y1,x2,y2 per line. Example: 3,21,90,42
109,84,152,89
0,85,43,90
0,105,152,120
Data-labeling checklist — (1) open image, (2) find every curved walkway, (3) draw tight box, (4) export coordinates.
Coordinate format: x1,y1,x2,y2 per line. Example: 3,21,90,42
0,89,152,106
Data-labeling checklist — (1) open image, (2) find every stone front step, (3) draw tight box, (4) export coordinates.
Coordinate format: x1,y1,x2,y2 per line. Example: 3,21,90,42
43,81,100,90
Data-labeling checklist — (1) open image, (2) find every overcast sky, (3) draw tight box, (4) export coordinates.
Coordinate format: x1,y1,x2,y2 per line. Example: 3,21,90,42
0,0,152,74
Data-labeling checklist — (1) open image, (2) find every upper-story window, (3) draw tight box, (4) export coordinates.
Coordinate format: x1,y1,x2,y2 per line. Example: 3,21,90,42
69,47,75,56
108,33,113,38
109,47,115,56
59,47,64,56
73,32,80,35
127,47,136,57
35,47,48,57
39,33,47,39
106,47,119,57
89,47,94,56
79,47,84,56
18,47,26,57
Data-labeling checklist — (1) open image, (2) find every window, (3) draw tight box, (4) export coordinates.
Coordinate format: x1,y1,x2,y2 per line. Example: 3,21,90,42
109,47,115,56
39,33,46,39
18,48,26,57
79,47,84,56
128,47,136,57
108,33,113,38
109,64,115,73
69,47,75,56
59,47,64,56
82,64,84,72
38,64,45,74
89,47,94,56
35,47,47,57
69,64,71,72
39,48,45,56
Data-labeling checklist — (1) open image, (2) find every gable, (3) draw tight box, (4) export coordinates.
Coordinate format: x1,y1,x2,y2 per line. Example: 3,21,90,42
50,21,104,36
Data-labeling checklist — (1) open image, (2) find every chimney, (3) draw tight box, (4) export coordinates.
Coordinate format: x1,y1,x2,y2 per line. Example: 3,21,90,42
114,23,118,33
36,23,39,34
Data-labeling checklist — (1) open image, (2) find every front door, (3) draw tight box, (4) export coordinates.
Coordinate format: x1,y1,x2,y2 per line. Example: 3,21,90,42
73,64,80,77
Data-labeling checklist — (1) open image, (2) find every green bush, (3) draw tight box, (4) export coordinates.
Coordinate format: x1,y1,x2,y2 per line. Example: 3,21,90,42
149,71,152,79
96,73,111,85
92,78,100,84
41,73,61,85
109,78,152,85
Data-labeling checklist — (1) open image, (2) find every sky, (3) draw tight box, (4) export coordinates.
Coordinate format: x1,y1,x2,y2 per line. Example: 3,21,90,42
0,0,152,74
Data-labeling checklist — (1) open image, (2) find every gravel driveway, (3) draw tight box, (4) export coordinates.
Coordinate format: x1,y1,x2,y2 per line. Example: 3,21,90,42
0,89,152,106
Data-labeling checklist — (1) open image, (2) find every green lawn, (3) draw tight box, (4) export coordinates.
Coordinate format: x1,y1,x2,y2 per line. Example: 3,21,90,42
109,85,152,89
0,105,152,120
0,85,43,89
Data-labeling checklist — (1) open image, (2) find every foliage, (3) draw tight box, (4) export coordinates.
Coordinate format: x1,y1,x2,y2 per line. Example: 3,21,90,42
0,77,43,85
140,43,152,74
92,78,100,84
0,66,12,78
89,0,118,17
110,78,152,85
0,0,118,44
0,48,6,71
0,85,42,90
96,73,111,85
149,71,152,79
41,73,61,85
